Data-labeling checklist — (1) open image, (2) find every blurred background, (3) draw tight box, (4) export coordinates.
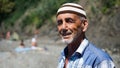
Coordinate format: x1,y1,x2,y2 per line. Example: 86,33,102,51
0,0,120,68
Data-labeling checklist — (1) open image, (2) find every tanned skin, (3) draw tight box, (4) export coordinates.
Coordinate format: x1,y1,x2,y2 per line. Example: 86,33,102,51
57,13,88,68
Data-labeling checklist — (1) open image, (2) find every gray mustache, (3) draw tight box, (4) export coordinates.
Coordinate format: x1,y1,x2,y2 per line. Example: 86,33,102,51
60,29,72,35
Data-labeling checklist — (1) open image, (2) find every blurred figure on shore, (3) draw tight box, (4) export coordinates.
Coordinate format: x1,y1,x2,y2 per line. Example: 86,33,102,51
31,37,37,49
6,31,11,40
15,39,31,53
31,29,39,49
19,39,25,47
0,32,5,40
11,31,20,41
31,29,45,50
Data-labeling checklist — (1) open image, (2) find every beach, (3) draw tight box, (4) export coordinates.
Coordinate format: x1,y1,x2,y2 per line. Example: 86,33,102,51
0,36,120,68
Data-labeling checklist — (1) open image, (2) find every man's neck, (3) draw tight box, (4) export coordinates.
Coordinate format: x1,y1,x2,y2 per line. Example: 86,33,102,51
66,33,85,58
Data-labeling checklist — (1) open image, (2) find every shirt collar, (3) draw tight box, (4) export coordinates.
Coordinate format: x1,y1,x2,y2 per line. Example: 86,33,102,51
61,38,89,58
76,38,89,54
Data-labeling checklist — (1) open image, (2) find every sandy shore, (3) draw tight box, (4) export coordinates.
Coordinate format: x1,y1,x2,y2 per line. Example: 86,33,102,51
0,36,120,68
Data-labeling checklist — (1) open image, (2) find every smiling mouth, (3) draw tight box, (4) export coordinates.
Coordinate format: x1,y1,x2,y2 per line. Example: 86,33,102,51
60,30,72,38
62,32,72,36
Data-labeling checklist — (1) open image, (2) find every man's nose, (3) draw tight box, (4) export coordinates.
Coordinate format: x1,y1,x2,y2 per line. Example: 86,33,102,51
61,29,68,34
62,22,67,29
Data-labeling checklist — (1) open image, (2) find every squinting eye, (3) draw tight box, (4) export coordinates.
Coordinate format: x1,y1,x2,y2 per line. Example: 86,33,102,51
57,20,63,25
65,18,75,23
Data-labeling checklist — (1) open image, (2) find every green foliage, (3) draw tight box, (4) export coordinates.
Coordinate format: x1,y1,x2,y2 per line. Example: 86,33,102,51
2,0,40,28
0,0,15,13
0,0,15,25
101,0,120,14
1,0,119,32
14,0,39,10
22,0,78,29
1,0,78,31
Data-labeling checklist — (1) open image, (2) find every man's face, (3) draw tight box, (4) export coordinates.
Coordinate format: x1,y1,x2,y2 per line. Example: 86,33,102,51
57,13,85,44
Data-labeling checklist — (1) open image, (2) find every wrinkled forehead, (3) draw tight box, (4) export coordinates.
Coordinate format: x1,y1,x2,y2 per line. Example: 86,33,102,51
57,12,80,20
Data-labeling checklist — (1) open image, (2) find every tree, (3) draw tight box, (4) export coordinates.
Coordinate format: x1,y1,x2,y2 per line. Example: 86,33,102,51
0,0,15,25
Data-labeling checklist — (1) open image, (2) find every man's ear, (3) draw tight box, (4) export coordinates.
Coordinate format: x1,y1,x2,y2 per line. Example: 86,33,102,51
82,19,88,32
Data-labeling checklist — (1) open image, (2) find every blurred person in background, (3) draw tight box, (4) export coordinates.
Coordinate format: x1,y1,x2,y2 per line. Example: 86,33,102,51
56,3,115,68
31,37,37,49
0,32,5,40
6,31,11,40
15,39,31,52
31,29,39,49
11,31,20,41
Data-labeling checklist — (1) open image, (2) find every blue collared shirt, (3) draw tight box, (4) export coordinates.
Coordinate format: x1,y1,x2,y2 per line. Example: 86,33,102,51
57,39,115,68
